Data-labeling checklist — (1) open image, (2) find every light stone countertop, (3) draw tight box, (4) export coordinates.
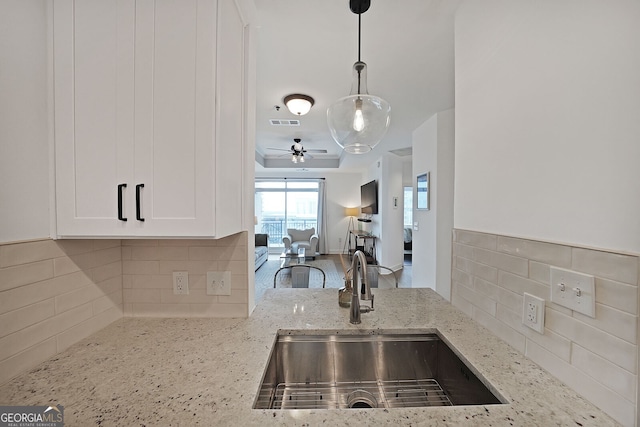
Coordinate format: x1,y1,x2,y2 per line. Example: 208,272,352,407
0,289,620,426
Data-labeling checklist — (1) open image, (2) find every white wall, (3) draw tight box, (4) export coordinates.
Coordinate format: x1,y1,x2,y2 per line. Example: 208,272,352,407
378,154,404,271
412,109,455,298
0,0,51,243
455,0,640,255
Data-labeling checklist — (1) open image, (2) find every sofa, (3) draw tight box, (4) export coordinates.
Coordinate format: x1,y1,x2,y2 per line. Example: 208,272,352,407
282,228,318,257
255,233,269,271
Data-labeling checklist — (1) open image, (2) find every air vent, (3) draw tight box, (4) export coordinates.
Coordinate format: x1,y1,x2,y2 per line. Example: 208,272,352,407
270,119,300,126
389,147,413,157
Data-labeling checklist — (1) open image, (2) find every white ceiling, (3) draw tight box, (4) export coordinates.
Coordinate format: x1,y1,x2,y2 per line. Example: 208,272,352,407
253,0,462,173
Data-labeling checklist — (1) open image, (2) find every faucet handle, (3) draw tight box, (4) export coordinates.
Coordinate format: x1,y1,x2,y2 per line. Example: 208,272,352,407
360,281,372,301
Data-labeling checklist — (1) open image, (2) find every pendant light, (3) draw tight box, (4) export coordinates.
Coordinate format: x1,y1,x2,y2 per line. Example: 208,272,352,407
327,0,390,154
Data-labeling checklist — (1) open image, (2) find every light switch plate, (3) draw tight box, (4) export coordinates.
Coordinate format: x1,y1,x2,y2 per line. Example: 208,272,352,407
550,267,595,318
206,271,231,296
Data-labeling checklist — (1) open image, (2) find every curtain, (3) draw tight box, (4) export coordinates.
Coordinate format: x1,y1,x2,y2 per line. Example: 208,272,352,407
316,179,328,254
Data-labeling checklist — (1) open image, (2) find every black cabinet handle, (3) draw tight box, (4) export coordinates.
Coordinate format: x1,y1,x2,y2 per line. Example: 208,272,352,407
118,184,127,221
136,184,145,221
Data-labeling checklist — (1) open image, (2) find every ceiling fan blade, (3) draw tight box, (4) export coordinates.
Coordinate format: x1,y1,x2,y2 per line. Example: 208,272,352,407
304,149,328,153
267,147,292,152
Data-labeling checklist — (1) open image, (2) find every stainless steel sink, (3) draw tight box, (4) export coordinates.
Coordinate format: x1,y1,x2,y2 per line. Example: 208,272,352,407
253,332,505,410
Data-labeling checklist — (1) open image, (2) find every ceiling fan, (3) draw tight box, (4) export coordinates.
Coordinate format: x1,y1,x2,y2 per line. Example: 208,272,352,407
267,138,327,163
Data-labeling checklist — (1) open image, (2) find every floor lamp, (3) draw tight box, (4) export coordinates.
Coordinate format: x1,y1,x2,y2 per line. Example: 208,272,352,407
343,207,360,255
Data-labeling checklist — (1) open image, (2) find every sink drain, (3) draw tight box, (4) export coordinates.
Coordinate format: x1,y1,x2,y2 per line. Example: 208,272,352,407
347,389,378,409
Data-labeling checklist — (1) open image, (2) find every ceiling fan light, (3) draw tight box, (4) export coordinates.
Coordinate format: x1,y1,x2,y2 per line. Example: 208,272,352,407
284,94,315,116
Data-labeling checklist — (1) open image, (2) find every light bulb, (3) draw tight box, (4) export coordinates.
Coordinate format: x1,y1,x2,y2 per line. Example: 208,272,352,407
353,98,365,132
291,154,297,163
299,154,305,163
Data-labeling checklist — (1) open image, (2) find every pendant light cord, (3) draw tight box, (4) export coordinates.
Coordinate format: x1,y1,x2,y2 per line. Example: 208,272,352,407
358,13,362,62
357,12,362,94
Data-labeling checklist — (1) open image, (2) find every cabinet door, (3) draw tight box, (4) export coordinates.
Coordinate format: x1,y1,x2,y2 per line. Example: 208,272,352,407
215,0,246,237
133,0,216,236
54,0,135,236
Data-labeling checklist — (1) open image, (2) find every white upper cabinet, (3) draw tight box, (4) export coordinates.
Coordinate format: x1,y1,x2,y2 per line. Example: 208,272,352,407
53,0,250,238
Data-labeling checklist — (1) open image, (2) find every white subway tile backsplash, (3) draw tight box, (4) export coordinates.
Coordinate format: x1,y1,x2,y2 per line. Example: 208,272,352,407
571,343,636,403
456,257,498,283
128,303,191,317
122,260,159,275
56,306,122,353
452,267,473,288
0,260,54,292
92,239,120,251
497,236,572,267
451,290,473,317
495,304,571,362
526,339,636,427
189,302,247,317
0,271,92,315
129,274,173,289
473,247,529,277
528,261,550,285
92,261,122,283
0,233,249,384
545,307,636,373
218,289,248,304
573,303,637,345
452,229,638,427
124,289,161,303
453,229,497,250
497,271,549,300
130,246,160,260
572,248,638,285
595,277,637,315
455,282,496,316
0,299,55,337
188,246,220,260
0,338,57,385
0,304,93,361
0,240,65,267
472,306,526,353
156,246,189,261
92,290,122,315
55,240,95,256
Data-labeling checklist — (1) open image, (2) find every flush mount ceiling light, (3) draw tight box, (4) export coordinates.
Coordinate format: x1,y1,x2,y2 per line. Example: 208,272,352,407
327,0,391,154
284,94,315,116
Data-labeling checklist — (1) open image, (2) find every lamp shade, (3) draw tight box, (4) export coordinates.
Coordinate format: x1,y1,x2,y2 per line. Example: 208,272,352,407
345,207,360,217
284,94,314,116
327,62,391,154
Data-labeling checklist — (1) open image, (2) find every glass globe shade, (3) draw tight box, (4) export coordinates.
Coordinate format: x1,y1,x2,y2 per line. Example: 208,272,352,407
327,94,391,153
327,61,391,154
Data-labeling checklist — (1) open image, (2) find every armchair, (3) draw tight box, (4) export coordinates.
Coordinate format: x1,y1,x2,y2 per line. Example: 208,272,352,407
283,228,318,257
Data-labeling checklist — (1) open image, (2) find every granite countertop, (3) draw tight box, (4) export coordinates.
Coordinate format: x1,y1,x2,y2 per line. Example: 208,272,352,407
0,289,620,426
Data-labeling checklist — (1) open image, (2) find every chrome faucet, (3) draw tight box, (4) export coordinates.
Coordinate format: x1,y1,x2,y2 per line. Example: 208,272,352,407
350,250,374,324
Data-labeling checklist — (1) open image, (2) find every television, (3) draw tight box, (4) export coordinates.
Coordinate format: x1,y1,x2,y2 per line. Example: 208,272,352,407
360,180,378,214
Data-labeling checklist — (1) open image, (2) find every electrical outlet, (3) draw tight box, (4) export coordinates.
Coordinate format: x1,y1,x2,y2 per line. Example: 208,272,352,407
206,271,231,296
522,293,545,333
550,267,595,317
172,271,189,295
